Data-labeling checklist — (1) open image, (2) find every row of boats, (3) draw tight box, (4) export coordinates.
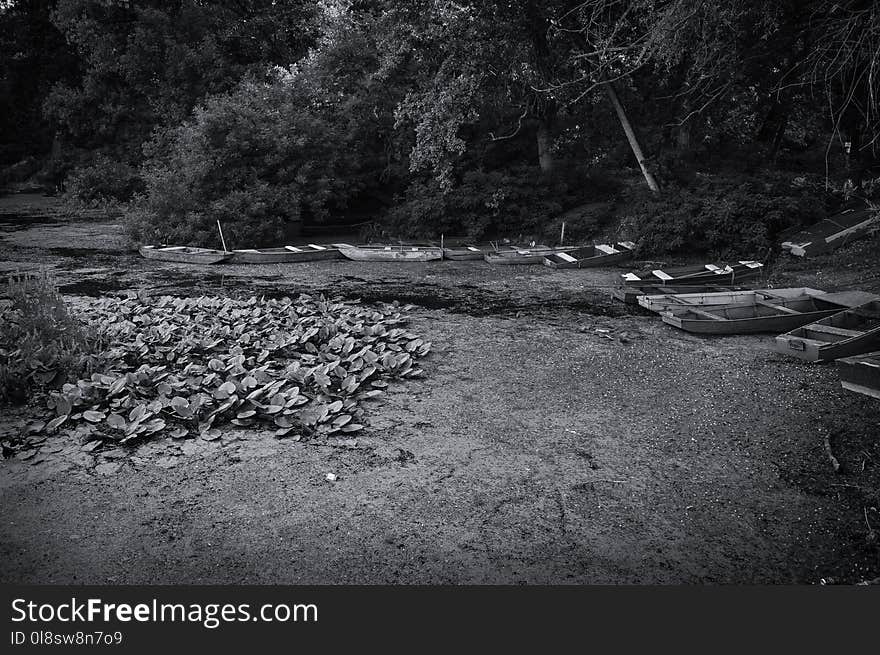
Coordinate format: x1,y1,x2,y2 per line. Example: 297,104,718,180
618,264,880,400
138,241,639,267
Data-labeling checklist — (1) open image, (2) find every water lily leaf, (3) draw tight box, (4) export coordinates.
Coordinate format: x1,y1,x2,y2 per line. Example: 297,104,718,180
129,404,147,423
236,410,256,419
83,410,106,423
201,429,221,441
170,396,189,409
144,418,166,434
170,427,189,439
208,358,225,371
107,377,127,397
55,396,72,417
46,414,67,432
263,405,283,415
340,423,364,433
332,414,352,427
327,400,343,413
106,413,126,430
173,405,193,419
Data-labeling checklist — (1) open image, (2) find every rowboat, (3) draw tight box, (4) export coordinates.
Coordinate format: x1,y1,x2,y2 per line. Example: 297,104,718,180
836,351,880,400
611,284,754,305
543,242,637,269
337,244,443,262
660,290,879,335
638,287,827,314
442,245,518,260
622,261,764,286
484,246,578,265
139,245,232,264
229,243,351,264
781,202,879,257
774,299,880,361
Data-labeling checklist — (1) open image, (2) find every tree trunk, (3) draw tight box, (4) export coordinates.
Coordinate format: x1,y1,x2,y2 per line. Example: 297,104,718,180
768,112,788,163
603,81,660,194
536,118,554,173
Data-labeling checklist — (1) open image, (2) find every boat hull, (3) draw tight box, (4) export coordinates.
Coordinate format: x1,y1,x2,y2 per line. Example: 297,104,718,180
638,287,826,314
139,245,231,264
774,299,880,361
338,245,443,262
623,261,764,286
661,292,879,335
837,351,880,399
229,245,346,264
543,242,636,269
485,247,577,265
782,202,879,257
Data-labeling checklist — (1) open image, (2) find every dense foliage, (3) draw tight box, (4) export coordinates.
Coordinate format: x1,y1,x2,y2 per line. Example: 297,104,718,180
2,0,880,252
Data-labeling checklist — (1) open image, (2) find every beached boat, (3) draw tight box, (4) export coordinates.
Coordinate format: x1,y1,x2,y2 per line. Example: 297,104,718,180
774,299,880,361
638,287,827,314
543,242,637,269
781,203,879,257
660,290,879,335
484,246,577,265
622,261,764,286
836,351,880,400
229,243,351,264
442,244,518,260
139,245,232,264
611,283,754,305
337,244,443,262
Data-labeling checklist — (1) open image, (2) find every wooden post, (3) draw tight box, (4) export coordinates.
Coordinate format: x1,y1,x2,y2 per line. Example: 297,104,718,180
560,222,566,245
217,220,228,252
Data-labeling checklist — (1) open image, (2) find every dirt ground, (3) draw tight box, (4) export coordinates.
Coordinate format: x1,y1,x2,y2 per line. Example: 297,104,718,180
1,194,879,584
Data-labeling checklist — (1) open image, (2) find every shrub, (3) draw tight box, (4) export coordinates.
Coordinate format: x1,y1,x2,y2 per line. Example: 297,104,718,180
0,270,103,404
620,173,832,259
64,154,144,204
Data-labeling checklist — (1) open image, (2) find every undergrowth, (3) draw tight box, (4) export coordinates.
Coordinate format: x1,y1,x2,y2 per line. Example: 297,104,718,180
0,269,104,404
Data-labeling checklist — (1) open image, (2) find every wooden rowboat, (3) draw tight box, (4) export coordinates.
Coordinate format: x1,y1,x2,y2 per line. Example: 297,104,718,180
484,246,578,265
337,244,443,262
543,242,637,269
612,284,754,305
782,203,879,257
139,245,232,264
623,261,764,286
660,290,879,335
774,299,880,361
638,287,827,314
443,245,518,260
836,351,880,400
229,243,351,264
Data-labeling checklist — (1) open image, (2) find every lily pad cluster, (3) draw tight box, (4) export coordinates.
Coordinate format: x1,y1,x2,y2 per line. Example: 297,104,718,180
32,293,430,446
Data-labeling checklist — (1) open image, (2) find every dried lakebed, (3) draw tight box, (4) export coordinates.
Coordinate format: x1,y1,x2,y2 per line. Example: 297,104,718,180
1,210,879,584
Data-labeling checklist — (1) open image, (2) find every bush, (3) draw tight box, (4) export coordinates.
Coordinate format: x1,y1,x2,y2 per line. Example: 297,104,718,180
64,154,145,204
0,270,103,404
381,164,622,242
619,173,833,259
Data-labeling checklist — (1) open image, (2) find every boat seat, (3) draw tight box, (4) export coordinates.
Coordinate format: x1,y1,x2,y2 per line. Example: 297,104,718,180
754,299,800,314
805,324,864,338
